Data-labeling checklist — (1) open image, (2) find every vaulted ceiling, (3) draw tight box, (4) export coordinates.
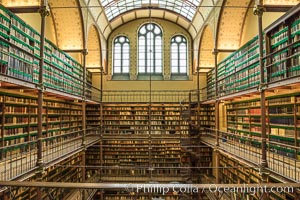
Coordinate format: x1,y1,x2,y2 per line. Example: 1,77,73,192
1,0,299,73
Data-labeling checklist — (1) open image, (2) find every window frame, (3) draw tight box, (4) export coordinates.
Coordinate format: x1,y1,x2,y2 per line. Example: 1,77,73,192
112,35,130,75
137,22,163,75
170,34,188,75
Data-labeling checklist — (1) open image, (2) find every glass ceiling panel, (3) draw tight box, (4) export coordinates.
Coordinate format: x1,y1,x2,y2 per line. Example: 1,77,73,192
99,0,201,21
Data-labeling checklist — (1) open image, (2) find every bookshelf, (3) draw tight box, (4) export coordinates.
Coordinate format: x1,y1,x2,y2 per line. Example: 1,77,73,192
86,104,101,128
86,143,102,178
101,135,186,182
102,103,189,135
0,90,85,180
0,4,92,97
200,6,300,186
219,153,260,185
206,68,215,99
198,104,215,132
205,4,299,100
265,5,299,83
219,153,297,200
226,93,300,154
0,152,83,200
0,3,100,195
195,143,212,175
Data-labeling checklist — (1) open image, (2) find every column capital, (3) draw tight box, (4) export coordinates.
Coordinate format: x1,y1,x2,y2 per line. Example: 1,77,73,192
212,48,219,55
39,6,50,17
82,49,88,56
253,4,265,16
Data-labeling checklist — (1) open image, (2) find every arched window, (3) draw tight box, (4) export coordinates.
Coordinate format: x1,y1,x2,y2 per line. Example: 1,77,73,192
113,36,130,74
138,23,162,74
171,35,187,74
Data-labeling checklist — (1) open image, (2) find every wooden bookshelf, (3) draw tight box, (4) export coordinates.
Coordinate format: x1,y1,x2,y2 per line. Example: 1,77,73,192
86,104,101,128
198,104,215,132
226,92,300,156
101,135,184,182
86,142,102,178
0,3,99,200
102,103,189,135
265,5,299,83
205,4,299,100
0,152,83,200
206,68,215,99
0,4,92,97
219,154,260,185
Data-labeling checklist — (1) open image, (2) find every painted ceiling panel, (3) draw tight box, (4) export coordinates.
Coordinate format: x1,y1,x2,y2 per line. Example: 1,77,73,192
2,0,40,6
199,26,214,68
177,18,190,30
189,25,197,38
89,0,103,22
49,0,83,49
217,0,250,50
87,25,101,68
150,9,164,18
122,12,136,22
164,11,178,23
110,18,123,30
198,0,214,20
103,25,111,38
193,13,204,32
136,9,150,18
97,12,109,33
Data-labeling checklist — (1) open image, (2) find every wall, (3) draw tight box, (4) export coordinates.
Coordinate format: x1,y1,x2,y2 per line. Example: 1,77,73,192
17,13,57,45
17,13,82,63
93,18,206,92
241,6,284,45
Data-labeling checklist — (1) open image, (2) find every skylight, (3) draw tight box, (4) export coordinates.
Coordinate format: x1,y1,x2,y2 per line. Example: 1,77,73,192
99,0,201,21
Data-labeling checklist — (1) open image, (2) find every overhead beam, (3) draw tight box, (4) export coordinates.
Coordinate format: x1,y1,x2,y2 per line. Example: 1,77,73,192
0,181,299,189
7,6,40,13
61,49,85,53
216,49,237,53
264,5,294,12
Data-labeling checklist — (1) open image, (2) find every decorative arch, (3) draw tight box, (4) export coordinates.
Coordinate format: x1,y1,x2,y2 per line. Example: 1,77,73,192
86,25,102,73
217,0,251,50
48,0,84,50
198,25,214,73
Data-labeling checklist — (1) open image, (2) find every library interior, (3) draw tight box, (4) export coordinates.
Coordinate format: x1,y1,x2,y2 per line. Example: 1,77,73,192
0,0,299,199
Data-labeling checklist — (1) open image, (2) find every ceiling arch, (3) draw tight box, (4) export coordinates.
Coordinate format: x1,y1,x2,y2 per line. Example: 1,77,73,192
105,9,196,38
198,25,214,73
86,25,102,73
217,0,251,50
48,0,84,50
